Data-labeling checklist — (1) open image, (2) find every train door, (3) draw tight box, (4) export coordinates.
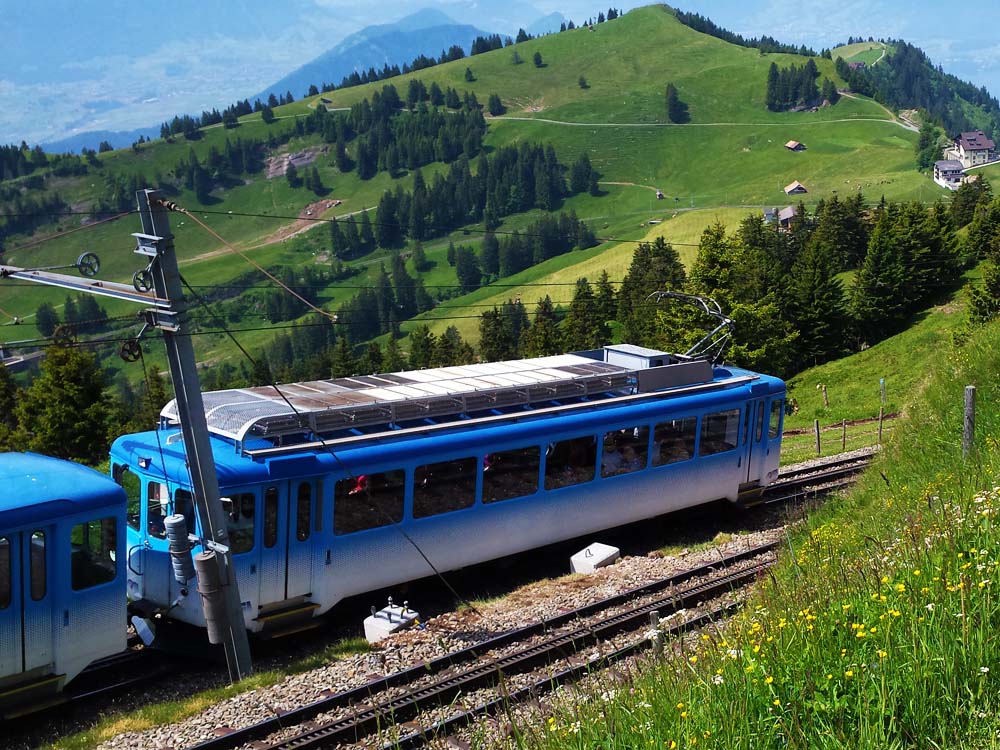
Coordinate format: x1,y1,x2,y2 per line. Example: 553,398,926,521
0,530,53,678
284,480,314,600
258,481,315,605
0,534,20,678
745,399,767,483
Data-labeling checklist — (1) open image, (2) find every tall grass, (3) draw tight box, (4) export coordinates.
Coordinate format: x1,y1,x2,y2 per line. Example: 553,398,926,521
499,320,1000,749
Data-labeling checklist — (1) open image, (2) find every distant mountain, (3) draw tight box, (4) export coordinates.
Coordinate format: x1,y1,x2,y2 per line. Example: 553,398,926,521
254,9,494,101
527,11,567,36
41,126,162,155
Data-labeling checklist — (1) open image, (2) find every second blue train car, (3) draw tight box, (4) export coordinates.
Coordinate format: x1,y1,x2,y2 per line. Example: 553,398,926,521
111,345,785,636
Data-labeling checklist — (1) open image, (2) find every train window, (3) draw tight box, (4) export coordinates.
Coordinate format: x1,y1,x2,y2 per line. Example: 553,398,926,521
264,488,278,548
414,457,477,518
769,400,783,439
0,537,9,609
653,417,697,466
29,530,45,601
756,404,765,442
71,518,117,590
296,483,311,542
334,471,405,534
545,436,597,490
146,482,168,539
482,447,540,503
700,409,741,455
601,427,649,477
314,481,324,533
114,464,141,532
227,493,255,554
174,489,197,534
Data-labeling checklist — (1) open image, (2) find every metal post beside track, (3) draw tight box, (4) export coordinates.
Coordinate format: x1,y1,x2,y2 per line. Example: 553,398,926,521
0,190,253,683
964,385,976,458
136,190,253,680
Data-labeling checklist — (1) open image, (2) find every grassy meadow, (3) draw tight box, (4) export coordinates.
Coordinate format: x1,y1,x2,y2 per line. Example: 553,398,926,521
0,4,945,364
495,295,1000,750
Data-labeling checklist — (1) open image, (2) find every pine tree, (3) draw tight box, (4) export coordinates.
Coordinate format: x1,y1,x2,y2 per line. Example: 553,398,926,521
13,343,110,462
433,326,473,366
851,210,908,341
359,209,375,249
330,337,357,378
479,307,515,361
617,237,687,345
408,325,436,368
521,296,562,357
0,364,18,449
788,242,848,367
35,302,59,337
562,278,606,350
533,51,544,68
383,336,407,371
665,83,689,123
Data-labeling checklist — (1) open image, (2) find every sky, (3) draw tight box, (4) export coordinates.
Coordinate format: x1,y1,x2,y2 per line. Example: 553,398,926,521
3,1,999,146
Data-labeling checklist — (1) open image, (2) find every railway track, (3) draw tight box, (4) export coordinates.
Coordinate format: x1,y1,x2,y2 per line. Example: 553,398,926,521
763,449,874,504
183,451,873,750
187,545,775,750
7,451,873,748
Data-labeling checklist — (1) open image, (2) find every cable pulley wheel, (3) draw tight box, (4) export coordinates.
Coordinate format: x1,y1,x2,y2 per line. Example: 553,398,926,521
132,269,155,293
119,339,142,363
76,252,101,277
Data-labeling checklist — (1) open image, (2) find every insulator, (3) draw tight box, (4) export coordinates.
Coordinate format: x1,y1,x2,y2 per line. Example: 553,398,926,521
165,514,196,584
194,550,226,645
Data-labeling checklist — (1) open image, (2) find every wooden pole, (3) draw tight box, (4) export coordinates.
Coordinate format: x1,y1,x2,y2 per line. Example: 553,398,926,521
878,407,884,446
841,419,847,451
964,385,976,458
814,419,821,456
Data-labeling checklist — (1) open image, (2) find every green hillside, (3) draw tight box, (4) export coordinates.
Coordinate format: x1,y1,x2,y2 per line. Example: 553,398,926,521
0,4,945,365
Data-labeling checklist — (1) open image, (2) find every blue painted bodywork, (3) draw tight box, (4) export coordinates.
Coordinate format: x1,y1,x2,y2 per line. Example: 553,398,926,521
110,364,786,631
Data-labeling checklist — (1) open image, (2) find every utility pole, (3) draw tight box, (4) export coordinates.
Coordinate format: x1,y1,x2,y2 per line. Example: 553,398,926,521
0,189,253,682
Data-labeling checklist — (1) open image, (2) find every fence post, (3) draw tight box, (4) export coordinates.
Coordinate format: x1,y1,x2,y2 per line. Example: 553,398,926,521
814,419,821,456
964,385,976,458
878,407,884,446
880,378,887,406
841,419,847,452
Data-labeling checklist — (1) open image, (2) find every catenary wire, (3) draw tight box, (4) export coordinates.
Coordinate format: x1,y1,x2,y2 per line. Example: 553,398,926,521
177,273,482,615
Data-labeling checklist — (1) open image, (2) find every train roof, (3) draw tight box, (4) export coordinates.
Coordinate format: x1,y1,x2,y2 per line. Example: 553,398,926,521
0,453,126,530
160,346,778,450
117,350,785,487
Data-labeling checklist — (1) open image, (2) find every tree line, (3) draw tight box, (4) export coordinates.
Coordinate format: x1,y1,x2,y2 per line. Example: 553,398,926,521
835,43,1000,139
675,10,817,56
766,60,839,111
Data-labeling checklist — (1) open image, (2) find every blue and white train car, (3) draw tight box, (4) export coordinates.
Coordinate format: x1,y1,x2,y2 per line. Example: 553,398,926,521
111,345,785,636
0,453,127,715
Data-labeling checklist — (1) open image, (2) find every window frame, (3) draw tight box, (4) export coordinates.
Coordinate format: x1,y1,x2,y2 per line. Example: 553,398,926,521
413,457,478,518
71,517,118,591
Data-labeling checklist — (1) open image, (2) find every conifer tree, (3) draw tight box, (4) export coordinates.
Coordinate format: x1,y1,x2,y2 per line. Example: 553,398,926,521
562,278,606,350
330,337,357,378
665,83,689,123
617,237,687,345
788,242,848,367
521,296,562,357
851,210,908,340
13,343,110,462
408,325,436,369
479,307,516,361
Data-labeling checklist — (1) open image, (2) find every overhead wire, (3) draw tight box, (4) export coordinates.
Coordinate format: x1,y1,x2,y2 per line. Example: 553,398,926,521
177,273,482,616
